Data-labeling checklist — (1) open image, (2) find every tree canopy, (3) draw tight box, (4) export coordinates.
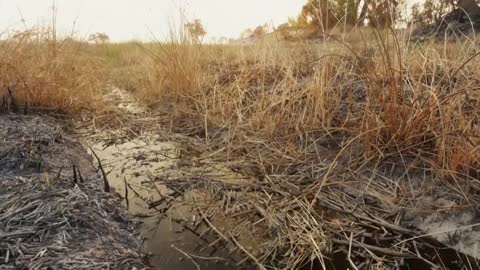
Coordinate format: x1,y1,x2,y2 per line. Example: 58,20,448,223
295,0,403,30
410,0,480,27
88,33,110,44
184,19,207,43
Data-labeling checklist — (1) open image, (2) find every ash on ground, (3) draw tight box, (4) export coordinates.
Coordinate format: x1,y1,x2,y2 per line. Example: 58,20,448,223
0,114,148,269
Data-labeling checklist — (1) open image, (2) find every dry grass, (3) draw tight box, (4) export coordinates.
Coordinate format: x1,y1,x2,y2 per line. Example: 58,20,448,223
94,42,156,95
0,28,107,113
124,29,480,177
4,23,478,268
104,27,480,268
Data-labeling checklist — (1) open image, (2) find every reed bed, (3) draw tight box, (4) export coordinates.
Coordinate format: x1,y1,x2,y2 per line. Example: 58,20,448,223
141,31,480,177
0,28,107,113
115,29,480,269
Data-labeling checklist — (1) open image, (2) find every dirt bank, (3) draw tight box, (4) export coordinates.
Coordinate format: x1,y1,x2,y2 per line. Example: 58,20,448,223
0,114,147,269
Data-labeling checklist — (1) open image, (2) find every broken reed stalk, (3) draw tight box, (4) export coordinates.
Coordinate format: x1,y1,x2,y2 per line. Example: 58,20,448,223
193,195,267,270
124,176,129,209
331,239,412,257
155,167,480,269
172,245,201,270
77,166,84,183
73,164,78,184
89,147,110,192
55,165,64,181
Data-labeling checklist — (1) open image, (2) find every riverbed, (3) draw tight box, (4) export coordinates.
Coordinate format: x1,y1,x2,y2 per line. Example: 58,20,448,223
76,88,243,269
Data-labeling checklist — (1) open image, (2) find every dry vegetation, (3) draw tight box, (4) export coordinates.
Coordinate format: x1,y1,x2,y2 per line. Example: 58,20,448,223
0,28,107,113
2,24,480,269
130,29,480,179
0,114,147,269
91,27,480,268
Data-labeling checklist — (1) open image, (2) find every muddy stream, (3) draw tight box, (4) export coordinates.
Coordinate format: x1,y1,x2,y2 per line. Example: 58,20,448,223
75,88,239,269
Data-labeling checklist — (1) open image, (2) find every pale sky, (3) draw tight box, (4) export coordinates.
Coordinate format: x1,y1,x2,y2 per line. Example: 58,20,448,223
0,0,309,41
0,0,424,42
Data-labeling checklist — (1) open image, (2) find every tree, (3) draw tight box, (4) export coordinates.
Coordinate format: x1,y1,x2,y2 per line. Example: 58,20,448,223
240,28,253,39
300,0,337,30
366,0,403,28
410,0,452,26
298,0,404,30
357,0,370,25
288,15,310,28
88,32,110,44
409,0,480,27
185,19,207,43
251,24,270,40
335,0,361,25
459,0,480,14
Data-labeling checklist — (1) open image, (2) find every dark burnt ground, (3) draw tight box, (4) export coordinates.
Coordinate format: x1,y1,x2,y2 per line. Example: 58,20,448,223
412,6,480,41
0,114,148,270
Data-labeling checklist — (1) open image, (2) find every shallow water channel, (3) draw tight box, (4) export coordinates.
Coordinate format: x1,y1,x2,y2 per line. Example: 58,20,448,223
75,88,237,269
81,134,236,269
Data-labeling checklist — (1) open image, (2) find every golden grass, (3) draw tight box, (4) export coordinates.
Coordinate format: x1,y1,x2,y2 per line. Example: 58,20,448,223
126,30,480,268
111,29,479,178
2,25,476,175
0,28,107,112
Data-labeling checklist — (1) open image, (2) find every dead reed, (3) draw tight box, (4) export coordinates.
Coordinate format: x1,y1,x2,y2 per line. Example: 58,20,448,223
0,28,107,113
120,28,480,269
132,28,480,179
0,114,146,269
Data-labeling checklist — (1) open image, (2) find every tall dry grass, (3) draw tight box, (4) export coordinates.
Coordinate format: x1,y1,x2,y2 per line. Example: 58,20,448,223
95,28,480,268
121,28,479,177
0,28,107,112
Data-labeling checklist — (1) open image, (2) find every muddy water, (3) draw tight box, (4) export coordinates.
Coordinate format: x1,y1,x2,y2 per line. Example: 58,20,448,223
76,88,236,269
84,137,234,269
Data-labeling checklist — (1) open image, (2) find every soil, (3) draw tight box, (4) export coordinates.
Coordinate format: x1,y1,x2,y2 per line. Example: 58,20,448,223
0,114,147,269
